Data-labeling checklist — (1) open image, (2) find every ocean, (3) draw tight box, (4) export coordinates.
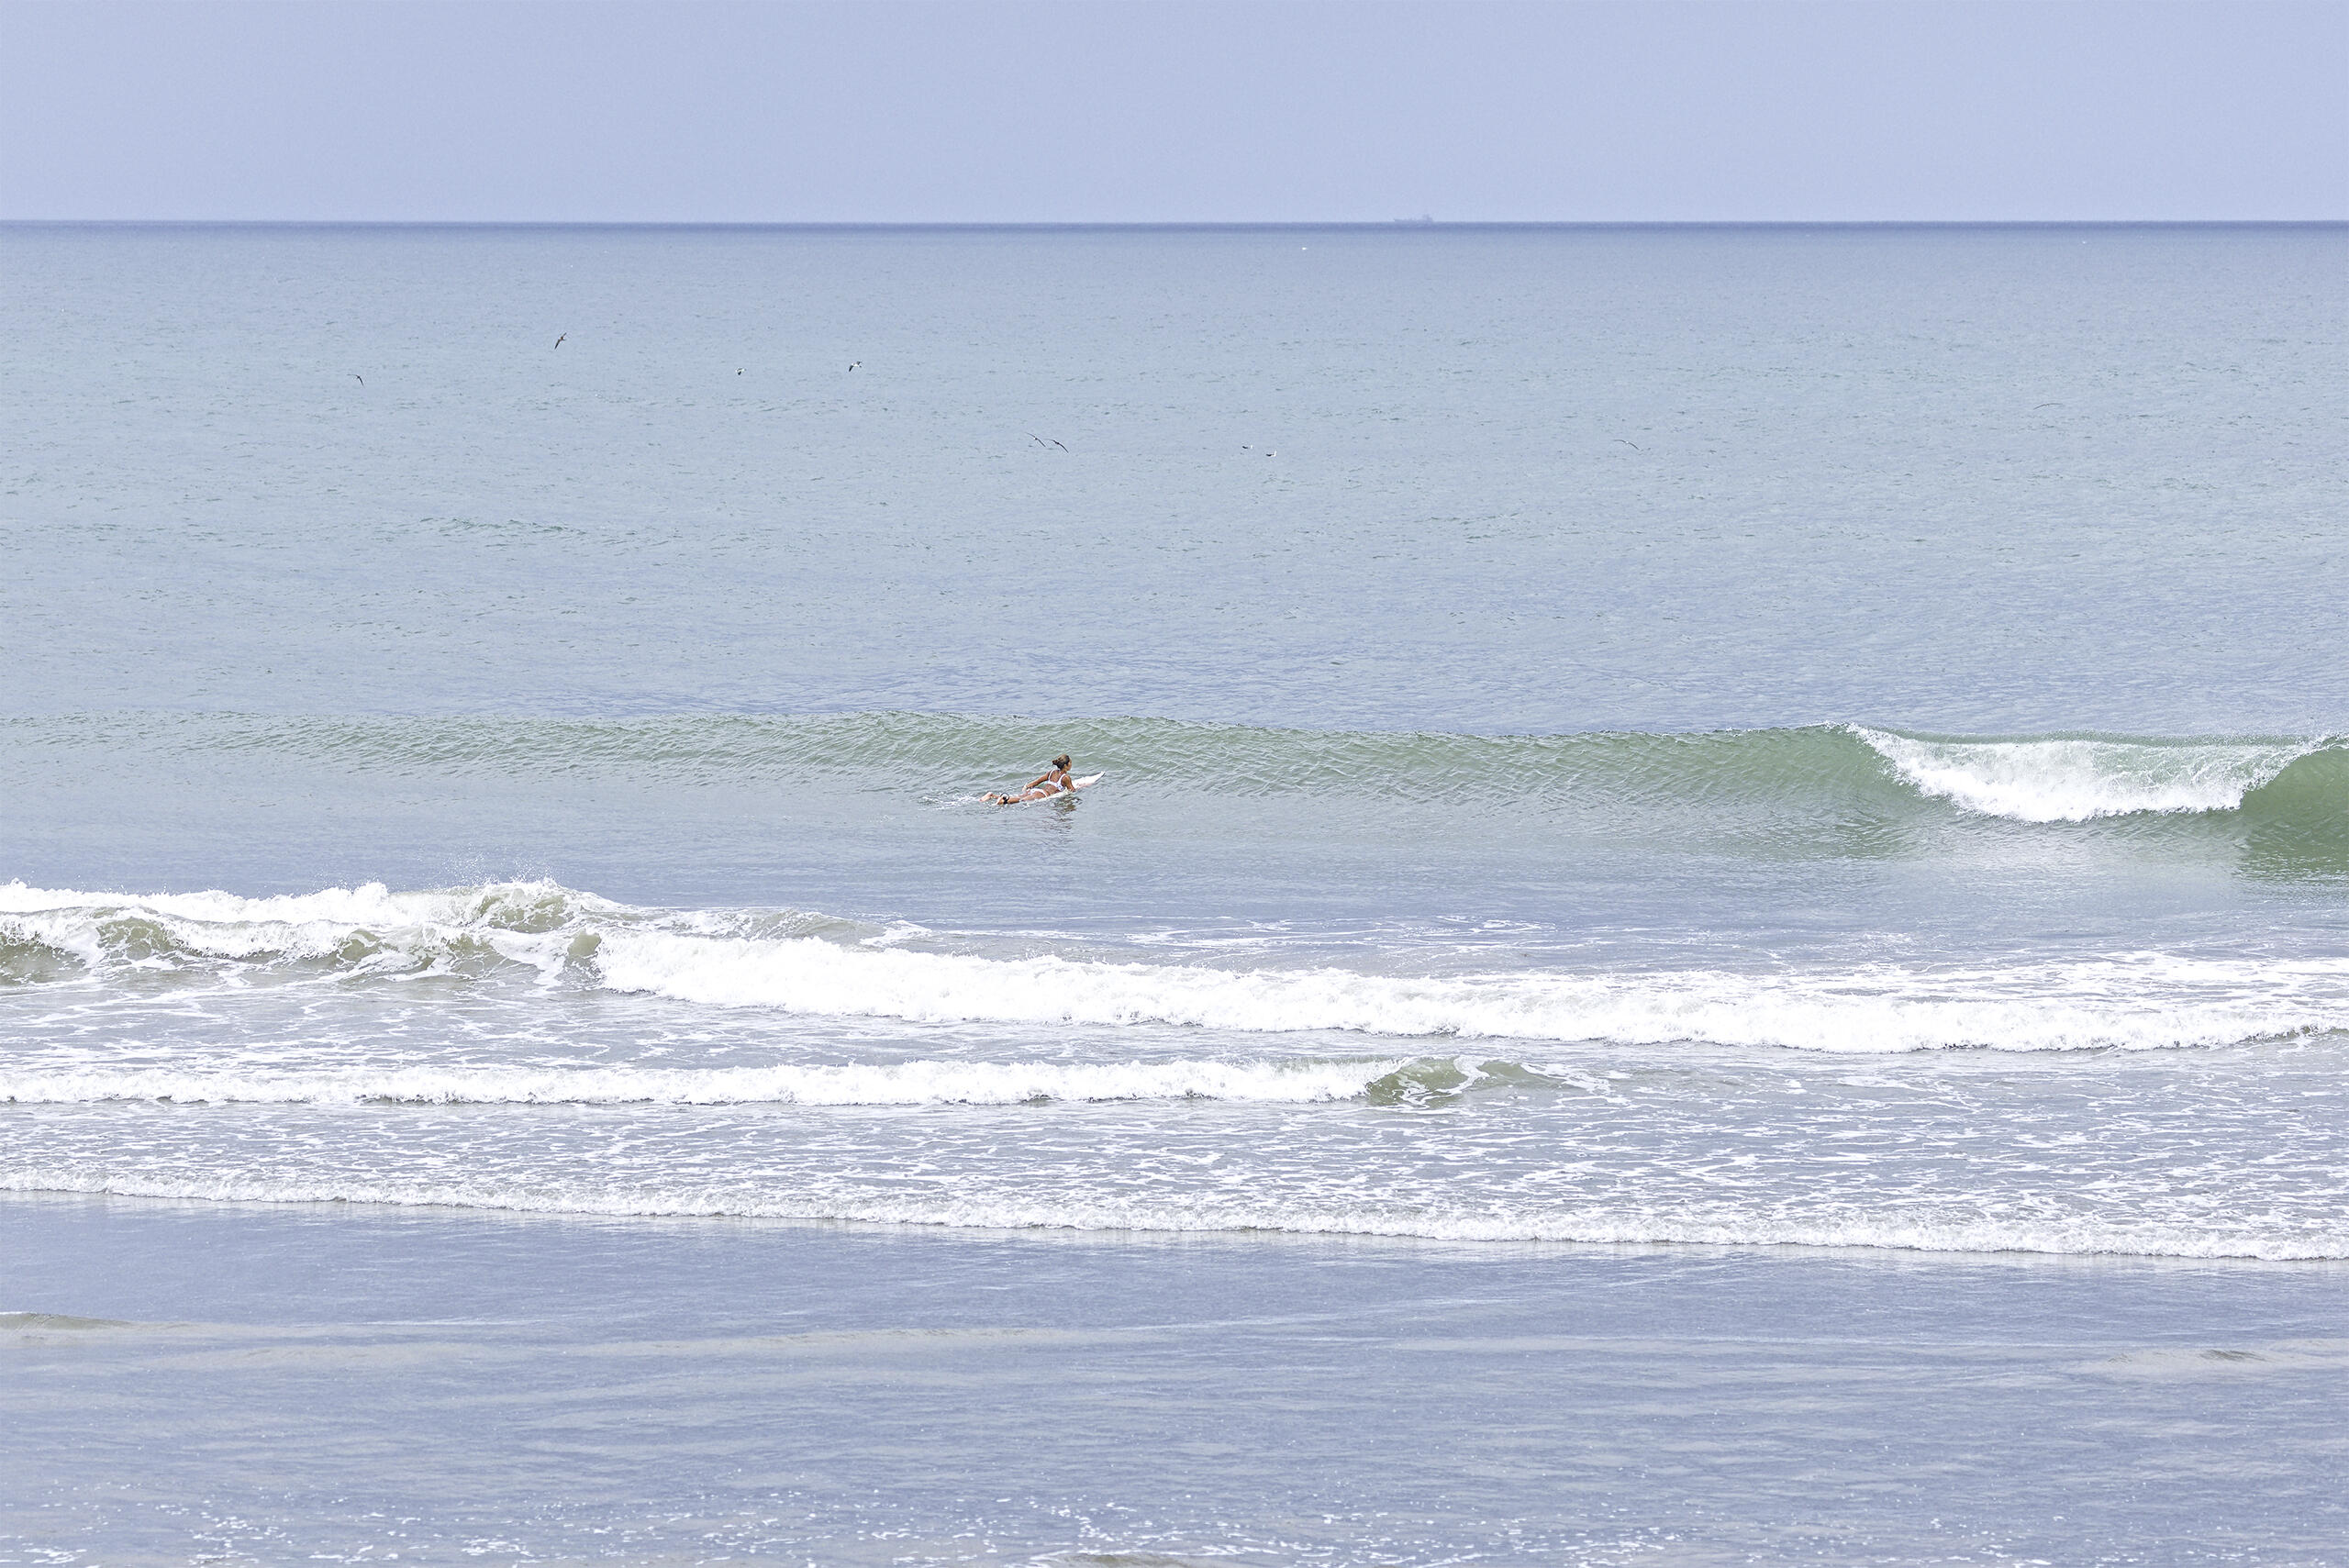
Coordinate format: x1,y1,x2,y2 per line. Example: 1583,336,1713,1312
2,222,2344,1564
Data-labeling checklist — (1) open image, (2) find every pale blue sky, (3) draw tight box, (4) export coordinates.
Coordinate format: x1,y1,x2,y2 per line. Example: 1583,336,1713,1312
3,0,2343,222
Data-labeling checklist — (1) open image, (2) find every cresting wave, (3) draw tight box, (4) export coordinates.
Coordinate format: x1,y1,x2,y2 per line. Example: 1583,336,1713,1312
10,711,2344,827
6,881,2346,1053
1848,728,2334,822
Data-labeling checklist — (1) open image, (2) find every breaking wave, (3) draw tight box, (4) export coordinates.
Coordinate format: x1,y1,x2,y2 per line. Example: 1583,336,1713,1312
6,881,2344,1053
8,712,2343,829
1849,728,2332,822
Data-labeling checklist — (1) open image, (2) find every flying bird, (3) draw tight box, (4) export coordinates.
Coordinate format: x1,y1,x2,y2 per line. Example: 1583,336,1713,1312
849,361,862,372
1613,439,1641,450
553,333,567,350
353,374,363,385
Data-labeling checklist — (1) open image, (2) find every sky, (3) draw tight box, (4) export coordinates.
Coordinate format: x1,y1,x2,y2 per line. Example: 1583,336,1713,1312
1,0,2343,223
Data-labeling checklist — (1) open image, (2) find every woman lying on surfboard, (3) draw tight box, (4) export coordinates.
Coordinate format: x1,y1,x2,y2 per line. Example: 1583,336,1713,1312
988,754,1076,805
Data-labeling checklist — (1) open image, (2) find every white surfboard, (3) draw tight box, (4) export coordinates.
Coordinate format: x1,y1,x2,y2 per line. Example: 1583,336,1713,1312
993,772,1103,804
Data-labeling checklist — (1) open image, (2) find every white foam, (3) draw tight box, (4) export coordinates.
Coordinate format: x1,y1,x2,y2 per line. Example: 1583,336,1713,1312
1853,728,2315,822
595,930,2349,1053
0,1058,1394,1107
0,879,618,977
6,1168,2339,1261
8,880,2345,1053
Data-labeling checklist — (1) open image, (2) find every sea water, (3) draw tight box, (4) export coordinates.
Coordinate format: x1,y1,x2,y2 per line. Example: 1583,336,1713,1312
1,222,2344,1564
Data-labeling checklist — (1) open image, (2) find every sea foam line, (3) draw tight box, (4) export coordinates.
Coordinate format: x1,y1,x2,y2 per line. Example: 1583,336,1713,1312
5,1167,2340,1262
0,1058,1397,1107
593,930,2349,1053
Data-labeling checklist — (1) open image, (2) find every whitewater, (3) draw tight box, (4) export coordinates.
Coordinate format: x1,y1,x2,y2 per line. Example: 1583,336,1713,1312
5,856,2344,1259
5,713,2346,1260
8,872,2348,1055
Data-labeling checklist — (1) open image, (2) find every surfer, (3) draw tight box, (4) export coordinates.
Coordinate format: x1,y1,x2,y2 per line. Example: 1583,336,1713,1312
988,754,1075,805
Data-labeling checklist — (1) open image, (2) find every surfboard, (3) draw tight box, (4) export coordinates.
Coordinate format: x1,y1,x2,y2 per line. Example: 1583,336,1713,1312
992,773,1103,804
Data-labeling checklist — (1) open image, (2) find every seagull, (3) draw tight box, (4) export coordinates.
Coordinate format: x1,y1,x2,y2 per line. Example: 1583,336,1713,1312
352,374,363,385
848,361,862,372
553,333,566,350
1613,439,1640,450
1028,434,1067,450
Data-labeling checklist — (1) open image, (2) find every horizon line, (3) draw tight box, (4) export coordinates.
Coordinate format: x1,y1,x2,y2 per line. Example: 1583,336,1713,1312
4,217,2343,232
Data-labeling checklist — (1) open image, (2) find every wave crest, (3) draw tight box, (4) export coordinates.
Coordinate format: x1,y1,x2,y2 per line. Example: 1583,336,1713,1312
1851,728,2325,822
14,713,2343,828
6,880,2344,1053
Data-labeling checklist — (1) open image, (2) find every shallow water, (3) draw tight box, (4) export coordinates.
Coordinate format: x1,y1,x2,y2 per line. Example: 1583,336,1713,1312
6,1201,2346,1567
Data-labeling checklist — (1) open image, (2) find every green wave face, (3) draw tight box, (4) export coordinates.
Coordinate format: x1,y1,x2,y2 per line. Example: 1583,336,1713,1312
5,713,2344,872
1363,1057,1582,1106
2237,747,2349,876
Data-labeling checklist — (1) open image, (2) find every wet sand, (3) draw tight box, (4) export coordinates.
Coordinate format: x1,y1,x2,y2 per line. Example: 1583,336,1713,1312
5,1195,2343,1565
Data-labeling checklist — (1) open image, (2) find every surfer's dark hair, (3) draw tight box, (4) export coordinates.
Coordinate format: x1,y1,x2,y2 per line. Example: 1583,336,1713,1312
1052,754,1072,769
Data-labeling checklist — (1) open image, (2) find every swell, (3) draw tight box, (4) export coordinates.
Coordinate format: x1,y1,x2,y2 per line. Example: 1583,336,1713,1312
7,711,2343,828
6,881,2345,1053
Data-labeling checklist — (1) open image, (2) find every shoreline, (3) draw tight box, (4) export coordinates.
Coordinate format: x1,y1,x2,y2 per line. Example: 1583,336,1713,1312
7,1193,2344,1565
7,1186,2348,1273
